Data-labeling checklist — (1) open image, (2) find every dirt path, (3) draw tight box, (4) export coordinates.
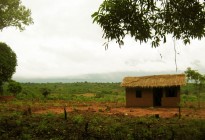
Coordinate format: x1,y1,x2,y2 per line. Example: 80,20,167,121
33,103,205,119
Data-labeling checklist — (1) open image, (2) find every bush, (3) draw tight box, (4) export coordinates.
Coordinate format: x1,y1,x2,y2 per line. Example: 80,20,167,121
7,80,22,96
40,88,51,98
72,115,84,124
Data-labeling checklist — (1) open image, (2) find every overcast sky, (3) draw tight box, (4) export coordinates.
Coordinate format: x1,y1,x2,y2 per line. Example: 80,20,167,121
0,0,205,82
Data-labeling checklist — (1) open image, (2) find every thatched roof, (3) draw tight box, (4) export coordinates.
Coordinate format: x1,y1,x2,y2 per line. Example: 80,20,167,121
121,74,186,88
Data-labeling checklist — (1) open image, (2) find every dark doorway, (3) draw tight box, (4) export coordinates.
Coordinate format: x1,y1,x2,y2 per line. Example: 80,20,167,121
153,88,163,106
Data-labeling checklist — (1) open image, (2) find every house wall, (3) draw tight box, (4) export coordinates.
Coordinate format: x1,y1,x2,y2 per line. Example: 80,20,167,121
125,86,180,107
161,87,180,107
126,88,153,107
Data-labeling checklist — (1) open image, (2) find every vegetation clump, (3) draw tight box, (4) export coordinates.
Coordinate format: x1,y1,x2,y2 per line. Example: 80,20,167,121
92,0,205,48
0,112,205,139
40,88,51,98
0,43,17,95
7,80,22,96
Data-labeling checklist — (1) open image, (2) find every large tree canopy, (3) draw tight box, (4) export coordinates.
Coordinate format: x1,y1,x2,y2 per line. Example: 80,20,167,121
0,0,33,31
92,0,205,47
0,42,17,93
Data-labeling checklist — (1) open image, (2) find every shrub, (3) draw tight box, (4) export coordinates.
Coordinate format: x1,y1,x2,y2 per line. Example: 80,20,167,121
7,80,22,96
40,88,51,98
72,115,84,124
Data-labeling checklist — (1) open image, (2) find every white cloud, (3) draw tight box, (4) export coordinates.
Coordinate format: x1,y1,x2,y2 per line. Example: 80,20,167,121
0,0,205,81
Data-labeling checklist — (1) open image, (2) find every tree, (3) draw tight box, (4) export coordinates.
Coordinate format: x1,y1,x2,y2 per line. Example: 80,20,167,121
0,0,33,31
184,67,205,108
92,0,205,48
0,42,17,94
185,67,204,85
40,88,51,98
7,80,22,96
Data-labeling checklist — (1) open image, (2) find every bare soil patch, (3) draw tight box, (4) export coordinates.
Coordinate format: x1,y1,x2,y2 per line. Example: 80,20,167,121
33,102,205,119
0,96,15,102
75,93,95,97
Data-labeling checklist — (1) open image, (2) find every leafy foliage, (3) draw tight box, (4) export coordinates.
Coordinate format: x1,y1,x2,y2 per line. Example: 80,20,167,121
185,67,205,85
0,113,205,139
92,0,205,48
40,87,51,98
0,0,33,31
0,42,17,94
7,80,22,96
184,67,205,108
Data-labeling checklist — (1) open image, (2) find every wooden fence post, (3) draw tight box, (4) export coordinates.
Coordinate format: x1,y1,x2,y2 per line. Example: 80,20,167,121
64,106,67,120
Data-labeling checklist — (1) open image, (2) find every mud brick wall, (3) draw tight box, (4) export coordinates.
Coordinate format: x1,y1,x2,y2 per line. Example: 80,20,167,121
126,88,153,107
161,89,180,107
125,87,180,107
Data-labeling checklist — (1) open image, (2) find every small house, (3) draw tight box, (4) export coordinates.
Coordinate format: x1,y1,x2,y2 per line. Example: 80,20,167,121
121,74,186,107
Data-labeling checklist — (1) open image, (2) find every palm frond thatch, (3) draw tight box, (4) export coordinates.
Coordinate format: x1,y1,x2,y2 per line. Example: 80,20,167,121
121,74,186,88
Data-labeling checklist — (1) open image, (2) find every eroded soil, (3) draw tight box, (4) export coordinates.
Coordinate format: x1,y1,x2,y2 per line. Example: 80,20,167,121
1,95,205,119
33,102,205,119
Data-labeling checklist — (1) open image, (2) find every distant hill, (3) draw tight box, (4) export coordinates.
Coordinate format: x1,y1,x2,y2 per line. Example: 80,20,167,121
13,71,183,83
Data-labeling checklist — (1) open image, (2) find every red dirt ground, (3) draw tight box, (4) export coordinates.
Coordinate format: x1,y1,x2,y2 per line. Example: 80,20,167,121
33,102,205,119
1,96,204,119
0,96,15,102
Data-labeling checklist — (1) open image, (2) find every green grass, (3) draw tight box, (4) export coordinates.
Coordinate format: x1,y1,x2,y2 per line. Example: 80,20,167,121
3,82,125,103
0,112,205,140
2,82,205,108
1,82,205,139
